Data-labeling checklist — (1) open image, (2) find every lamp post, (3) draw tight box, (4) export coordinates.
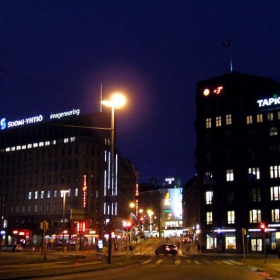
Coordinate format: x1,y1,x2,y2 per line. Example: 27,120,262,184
61,190,69,252
102,93,126,264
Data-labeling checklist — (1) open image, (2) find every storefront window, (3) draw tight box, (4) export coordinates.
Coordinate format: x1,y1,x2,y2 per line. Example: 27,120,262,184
225,233,236,250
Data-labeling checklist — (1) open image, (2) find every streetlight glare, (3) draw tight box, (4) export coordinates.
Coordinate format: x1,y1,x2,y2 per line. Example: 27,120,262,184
102,93,126,109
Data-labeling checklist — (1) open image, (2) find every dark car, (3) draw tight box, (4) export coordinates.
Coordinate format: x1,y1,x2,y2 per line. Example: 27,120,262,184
155,244,178,256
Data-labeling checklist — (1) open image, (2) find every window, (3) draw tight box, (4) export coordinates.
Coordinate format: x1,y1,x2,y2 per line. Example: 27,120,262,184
75,188,78,197
270,127,278,136
40,204,43,213
47,190,51,198
53,203,56,212
206,212,212,225
216,116,222,127
54,189,57,198
256,114,263,123
225,114,232,125
278,111,280,120
227,211,235,224
46,204,50,213
206,118,211,129
270,166,280,178
40,191,44,199
34,205,37,213
249,188,261,202
248,167,260,180
28,191,32,200
267,112,274,121
270,186,280,201
34,191,38,199
226,169,234,181
206,191,213,204
249,209,261,223
246,115,253,124
272,209,280,222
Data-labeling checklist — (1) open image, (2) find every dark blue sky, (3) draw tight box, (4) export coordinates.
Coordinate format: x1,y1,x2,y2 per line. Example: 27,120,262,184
1,1,280,184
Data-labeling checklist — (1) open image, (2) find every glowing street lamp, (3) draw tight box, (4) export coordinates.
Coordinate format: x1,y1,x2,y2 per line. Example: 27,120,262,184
101,93,126,264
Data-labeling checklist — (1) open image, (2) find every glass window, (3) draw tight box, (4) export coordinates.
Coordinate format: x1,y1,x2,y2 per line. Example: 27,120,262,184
250,188,261,202
75,188,78,197
272,209,280,222
28,191,32,200
206,191,213,204
216,116,222,127
246,115,253,124
226,169,234,181
226,114,232,125
270,127,278,136
270,186,280,201
227,211,235,224
54,189,57,198
206,118,211,129
206,212,212,225
249,209,261,223
248,167,260,180
256,114,263,123
270,166,280,178
40,191,44,199
267,112,274,121
34,191,38,199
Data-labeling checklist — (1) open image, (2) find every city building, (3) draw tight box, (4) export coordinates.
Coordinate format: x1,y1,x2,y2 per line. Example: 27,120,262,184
0,110,137,248
138,177,183,237
193,71,280,253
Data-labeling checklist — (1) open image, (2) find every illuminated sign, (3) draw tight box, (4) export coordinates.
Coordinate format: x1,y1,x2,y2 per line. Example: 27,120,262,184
203,86,224,96
257,95,280,107
83,174,88,208
165,178,175,184
50,108,80,120
0,108,81,131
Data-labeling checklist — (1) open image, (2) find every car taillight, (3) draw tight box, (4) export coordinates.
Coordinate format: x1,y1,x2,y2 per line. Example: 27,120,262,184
166,247,170,251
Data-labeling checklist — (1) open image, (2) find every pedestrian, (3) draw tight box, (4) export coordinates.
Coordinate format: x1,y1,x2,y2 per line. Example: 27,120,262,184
197,243,201,253
12,242,16,253
129,243,133,253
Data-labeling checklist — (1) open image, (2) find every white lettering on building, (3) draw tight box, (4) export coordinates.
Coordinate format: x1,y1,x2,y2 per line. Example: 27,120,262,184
50,108,80,120
7,115,43,128
257,97,280,107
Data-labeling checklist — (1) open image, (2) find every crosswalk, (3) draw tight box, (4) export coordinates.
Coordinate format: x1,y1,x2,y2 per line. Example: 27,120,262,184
147,258,244,267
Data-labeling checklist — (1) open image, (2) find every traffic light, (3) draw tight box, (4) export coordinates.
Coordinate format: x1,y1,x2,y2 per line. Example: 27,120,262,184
260,223,266,233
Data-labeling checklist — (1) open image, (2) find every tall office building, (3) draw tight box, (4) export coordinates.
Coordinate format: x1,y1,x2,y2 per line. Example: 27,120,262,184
0,110,136,247
194,72,280,253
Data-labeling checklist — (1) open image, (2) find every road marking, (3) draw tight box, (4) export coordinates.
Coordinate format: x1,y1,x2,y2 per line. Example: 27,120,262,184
156,259,163,265
185,259,191,263
203,260,213,265
222,260,233,265
194,260,200,265
175,259,181,265
228,260,243,265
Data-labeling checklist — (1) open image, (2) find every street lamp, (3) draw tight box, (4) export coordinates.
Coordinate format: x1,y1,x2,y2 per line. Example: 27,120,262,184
147,209,154,235
102,93,126,264
61,190,69,252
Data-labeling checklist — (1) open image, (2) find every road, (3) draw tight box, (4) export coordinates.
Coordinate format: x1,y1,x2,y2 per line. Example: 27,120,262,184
32,254,275,280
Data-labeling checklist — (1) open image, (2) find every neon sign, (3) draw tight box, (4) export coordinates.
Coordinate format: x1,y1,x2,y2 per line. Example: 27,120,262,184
203,86,224,96
257,95,280,107
83,174,87,208
0,108,81,131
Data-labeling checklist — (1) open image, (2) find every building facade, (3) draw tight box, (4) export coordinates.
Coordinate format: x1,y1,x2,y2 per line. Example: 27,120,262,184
194,72,280,253
0,111,136,248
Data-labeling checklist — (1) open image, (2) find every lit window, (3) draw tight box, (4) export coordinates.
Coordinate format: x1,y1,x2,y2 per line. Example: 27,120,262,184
227,211,235,224
54,189,57,198
248,167,260,180
47,190,51,198
246,115,253,124
40,191,44,199
270,186,280,201
206,191,213,204
270,165,280,178
216,116,222,127
249,209,261,223
34,191,38,199
226,169,234,181
256,114,263,123
272,209,280,222
206,212,212,225
267,112,274,121
206,118,211,129
226,114,232,125
75,188,78,197
28,191,32,200
270,127,278,136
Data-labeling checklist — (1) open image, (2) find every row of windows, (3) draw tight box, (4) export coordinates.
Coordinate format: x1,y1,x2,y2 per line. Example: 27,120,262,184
0,173,101,188
205,112,280,129
206,209,280,225
9,202,100,214
0,158,102,176
3,187,100,201
1,139,101,164
205,186,280,205
205,166,280,183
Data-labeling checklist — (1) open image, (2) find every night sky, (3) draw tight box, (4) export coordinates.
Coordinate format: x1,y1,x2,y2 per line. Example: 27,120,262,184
1,1,280,184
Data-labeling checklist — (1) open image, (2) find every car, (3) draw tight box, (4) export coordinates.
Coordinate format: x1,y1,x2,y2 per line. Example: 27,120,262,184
155,244,178,256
